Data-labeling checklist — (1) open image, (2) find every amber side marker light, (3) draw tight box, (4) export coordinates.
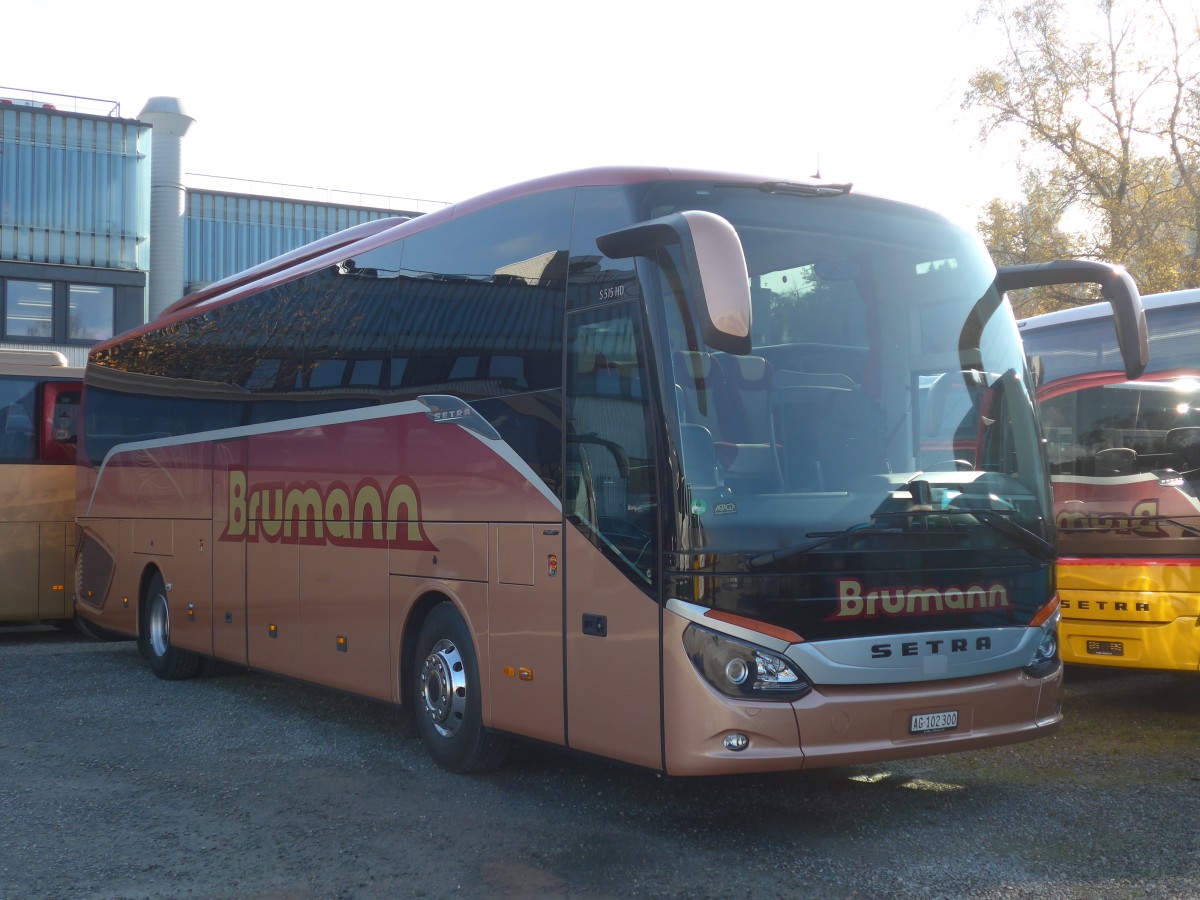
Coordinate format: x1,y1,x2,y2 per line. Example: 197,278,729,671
1029,596,1061,628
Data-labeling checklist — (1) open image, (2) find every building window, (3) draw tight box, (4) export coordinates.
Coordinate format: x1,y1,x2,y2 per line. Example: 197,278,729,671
1,278,117,343
5,280,54,338
68,285,114,341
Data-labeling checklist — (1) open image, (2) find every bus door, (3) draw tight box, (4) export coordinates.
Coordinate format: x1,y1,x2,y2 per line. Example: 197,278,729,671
487,522,565,745
562,303,664,770
212,439,248,665
38,381,81,619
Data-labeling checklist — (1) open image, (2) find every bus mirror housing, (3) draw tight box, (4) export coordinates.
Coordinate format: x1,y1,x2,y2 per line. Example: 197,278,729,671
40,381,80,464
996,260,1149,380
597,210,752,355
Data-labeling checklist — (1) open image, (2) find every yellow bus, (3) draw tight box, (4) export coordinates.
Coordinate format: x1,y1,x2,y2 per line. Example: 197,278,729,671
75,168,1145,774
1020,288,1200,673
0,349,82,626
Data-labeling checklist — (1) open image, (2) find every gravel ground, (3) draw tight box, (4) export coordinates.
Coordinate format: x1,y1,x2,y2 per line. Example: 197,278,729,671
1,624,1197,900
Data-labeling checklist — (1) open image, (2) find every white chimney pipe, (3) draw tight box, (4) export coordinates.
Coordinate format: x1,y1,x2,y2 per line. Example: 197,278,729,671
139,97,194,319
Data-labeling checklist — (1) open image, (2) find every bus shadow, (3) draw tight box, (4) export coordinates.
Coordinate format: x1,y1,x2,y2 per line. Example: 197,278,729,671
1064,664,1200,715
0,622,89,646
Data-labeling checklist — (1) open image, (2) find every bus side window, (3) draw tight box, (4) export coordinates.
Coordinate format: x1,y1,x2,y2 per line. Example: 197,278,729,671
0,404,34,459
0,377,36,461
565,304,659,587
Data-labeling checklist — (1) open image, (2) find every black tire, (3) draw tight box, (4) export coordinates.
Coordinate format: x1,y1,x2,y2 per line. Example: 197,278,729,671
412,603,507,773
140,573,202,681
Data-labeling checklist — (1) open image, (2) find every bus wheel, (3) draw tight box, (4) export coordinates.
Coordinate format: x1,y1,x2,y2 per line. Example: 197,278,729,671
413,603,506,773
142,573,201,681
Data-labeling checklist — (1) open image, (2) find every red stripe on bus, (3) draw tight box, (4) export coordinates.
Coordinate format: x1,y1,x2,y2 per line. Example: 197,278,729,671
703,608,804,644
1058,557,1200,567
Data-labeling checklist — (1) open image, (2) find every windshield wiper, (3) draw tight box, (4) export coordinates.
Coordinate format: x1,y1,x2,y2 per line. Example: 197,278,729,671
746,525,903,569
885,508,1056,561
716,180,852,198
747,508,1056,570
758,180,852,197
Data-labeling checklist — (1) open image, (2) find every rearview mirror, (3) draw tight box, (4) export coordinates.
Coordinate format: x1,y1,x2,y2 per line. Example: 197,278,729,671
597,210,752,355
997,260,1148,379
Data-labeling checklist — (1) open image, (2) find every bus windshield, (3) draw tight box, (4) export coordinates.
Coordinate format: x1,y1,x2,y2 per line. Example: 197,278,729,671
1022,296,1200,557
635,184,1049,561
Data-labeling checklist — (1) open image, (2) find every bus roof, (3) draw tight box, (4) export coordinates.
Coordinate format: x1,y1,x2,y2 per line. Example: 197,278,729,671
94,165,877,357
1018,287,1200,332
159,216,410,318
0,349,77,371
158,166,821,314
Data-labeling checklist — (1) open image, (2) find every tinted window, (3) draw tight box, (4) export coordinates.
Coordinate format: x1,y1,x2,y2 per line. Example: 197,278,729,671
567,186,640,311
88,190,575,465
1042,377,1200,480
0,376,37,460
565,302,659,589
390,188,573,395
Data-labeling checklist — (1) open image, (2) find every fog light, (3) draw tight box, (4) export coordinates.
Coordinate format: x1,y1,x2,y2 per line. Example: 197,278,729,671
723,733,749,752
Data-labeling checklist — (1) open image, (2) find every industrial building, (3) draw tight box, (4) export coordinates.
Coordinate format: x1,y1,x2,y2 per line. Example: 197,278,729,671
0,87,438,366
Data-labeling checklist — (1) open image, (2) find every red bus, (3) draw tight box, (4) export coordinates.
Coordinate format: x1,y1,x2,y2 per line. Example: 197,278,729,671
1020,289,1200,672
74,168,1145,774
0,349,81,627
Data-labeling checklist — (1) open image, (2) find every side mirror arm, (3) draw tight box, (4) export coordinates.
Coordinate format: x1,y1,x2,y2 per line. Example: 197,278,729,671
998,260,1148,379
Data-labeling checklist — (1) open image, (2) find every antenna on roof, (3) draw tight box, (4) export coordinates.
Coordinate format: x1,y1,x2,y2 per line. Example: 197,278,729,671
812,152,821,180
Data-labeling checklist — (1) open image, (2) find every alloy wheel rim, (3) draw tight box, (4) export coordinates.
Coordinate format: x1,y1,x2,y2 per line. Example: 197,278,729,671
148,593,170,659
420,638,467,738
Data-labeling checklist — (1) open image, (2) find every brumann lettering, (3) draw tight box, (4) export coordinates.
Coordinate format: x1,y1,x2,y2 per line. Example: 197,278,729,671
829,577,1011,621
221,470,437,550
1055,499,1167,537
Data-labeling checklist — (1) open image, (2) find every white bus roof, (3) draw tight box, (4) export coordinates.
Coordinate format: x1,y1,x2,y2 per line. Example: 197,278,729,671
0,349,71,367
1018,287,1200,331
0,349,82,377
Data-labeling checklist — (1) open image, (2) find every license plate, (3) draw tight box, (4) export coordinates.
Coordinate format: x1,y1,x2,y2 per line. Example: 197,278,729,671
1086,640,1124,657
910,710,958,734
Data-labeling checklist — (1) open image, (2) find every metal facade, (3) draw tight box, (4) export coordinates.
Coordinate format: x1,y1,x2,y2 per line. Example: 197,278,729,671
184,191,403,292
0,107,151,270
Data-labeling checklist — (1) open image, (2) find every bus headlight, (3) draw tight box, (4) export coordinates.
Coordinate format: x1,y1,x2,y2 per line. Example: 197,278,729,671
1023,610,1061,678
683,624,811,701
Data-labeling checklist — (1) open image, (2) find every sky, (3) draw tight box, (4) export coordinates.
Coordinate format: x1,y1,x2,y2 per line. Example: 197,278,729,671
6,0,1029,227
